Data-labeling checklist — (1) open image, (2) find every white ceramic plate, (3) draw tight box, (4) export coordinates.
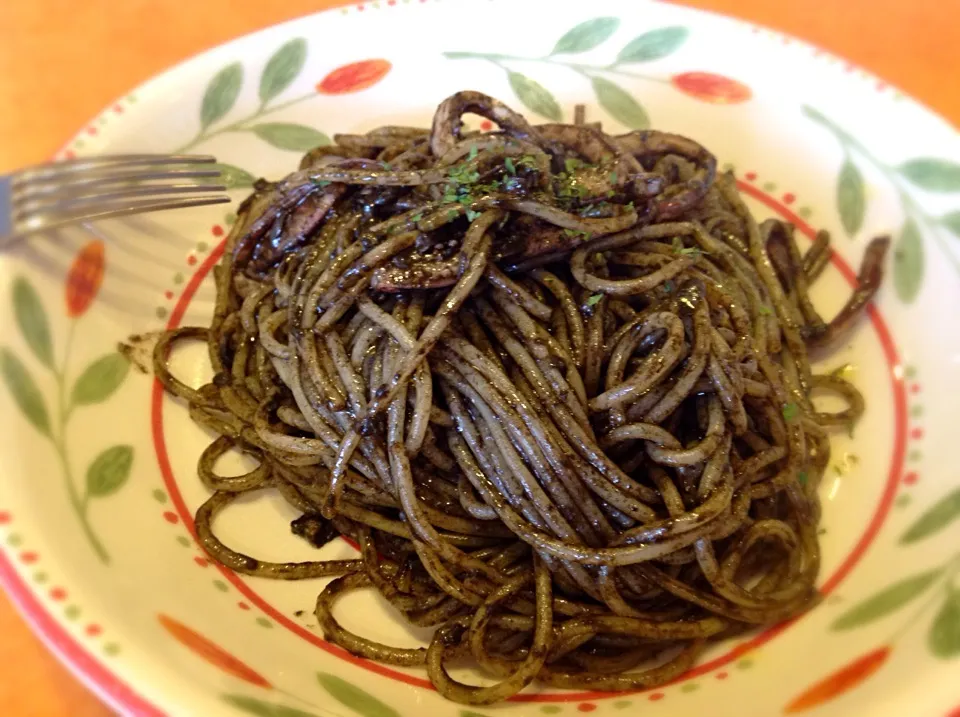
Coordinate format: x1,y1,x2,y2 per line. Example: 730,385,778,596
1,1,958,715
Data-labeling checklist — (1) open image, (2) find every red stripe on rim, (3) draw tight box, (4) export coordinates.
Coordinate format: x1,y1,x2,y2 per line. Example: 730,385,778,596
0,550,166,716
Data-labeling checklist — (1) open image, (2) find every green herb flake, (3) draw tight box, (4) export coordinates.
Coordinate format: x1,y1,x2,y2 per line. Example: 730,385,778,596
782,402,800,421
758,305,773,316
465,208,481,221
586,293,604,306
447,209,459,221
565,157,583,173
411,213,423,223
798,471,808,485
468,145,479,161
609,171,618,184
382,162,392,170
311,179,332,187
504,157,516,175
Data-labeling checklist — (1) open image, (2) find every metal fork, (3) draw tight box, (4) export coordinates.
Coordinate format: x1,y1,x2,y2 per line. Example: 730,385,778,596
0,154,231,248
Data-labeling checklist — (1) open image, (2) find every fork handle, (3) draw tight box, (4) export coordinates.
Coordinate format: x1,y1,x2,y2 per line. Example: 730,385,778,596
0,174,11,237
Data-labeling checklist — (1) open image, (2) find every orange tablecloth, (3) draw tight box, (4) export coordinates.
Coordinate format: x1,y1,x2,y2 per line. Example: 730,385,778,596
0,1,956,714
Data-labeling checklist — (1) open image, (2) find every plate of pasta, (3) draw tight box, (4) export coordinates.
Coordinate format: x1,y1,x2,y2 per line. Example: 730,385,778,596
0,1,958,715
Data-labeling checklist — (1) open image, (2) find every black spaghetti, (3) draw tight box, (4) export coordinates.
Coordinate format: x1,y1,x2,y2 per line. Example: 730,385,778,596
154,91,888,704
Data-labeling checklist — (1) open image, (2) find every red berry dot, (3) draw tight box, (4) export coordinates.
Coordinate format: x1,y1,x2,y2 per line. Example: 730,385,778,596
237,601,250,611
357,3,364,9
577,705,597,713
193,556,209,568
744,171,757,181
480,120,494,131
910,428,923,440
903,471,919,485
782,192,796,204
211,225,224,237
187,255,197,266
20,552,38,564
64,150,76,160
910,384,921,394
162,511,178,524
388,0,396,4
716,671,729,680
0,511,11,525
50,587,67,601
164,291,174,300
113,104,124,114
85,624,102,637
86,126,98,136
649,693,665,702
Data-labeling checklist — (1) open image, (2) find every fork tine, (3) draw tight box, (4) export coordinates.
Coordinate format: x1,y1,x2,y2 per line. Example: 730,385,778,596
14,183,228,218
15,195,231,236
13,168,224,203
18,154,218,178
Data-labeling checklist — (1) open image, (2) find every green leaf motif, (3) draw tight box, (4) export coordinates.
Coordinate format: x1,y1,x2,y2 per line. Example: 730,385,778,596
71,353,129,406
86,445,134,498
259,38,307,105
213,163,256,189
831,568,942,631
507,72,562,122
892,217,924,303
898,158,960,192
940,211,960,237
201,62,244,129
222,694,318,717
929,586,960,659
616,26,689,64
12,277,53,369
0,348,51,437
901,488,960,544
317,673,400,717
837,158,865,237
551,17,620,55
250,123,331,152
591,77,649,130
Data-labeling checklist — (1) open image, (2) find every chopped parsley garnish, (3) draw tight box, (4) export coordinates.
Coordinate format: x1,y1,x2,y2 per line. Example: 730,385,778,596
516,154,538,169
411,213,423,223
586,293,604,306
758,305,773,316
468,145,478,160
782,402,800,421
311,179,332,187
562,228,592,242
798,471,808,485
465,208,481,221
672,236,703,256
504,156,516,175
564,157,583,173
